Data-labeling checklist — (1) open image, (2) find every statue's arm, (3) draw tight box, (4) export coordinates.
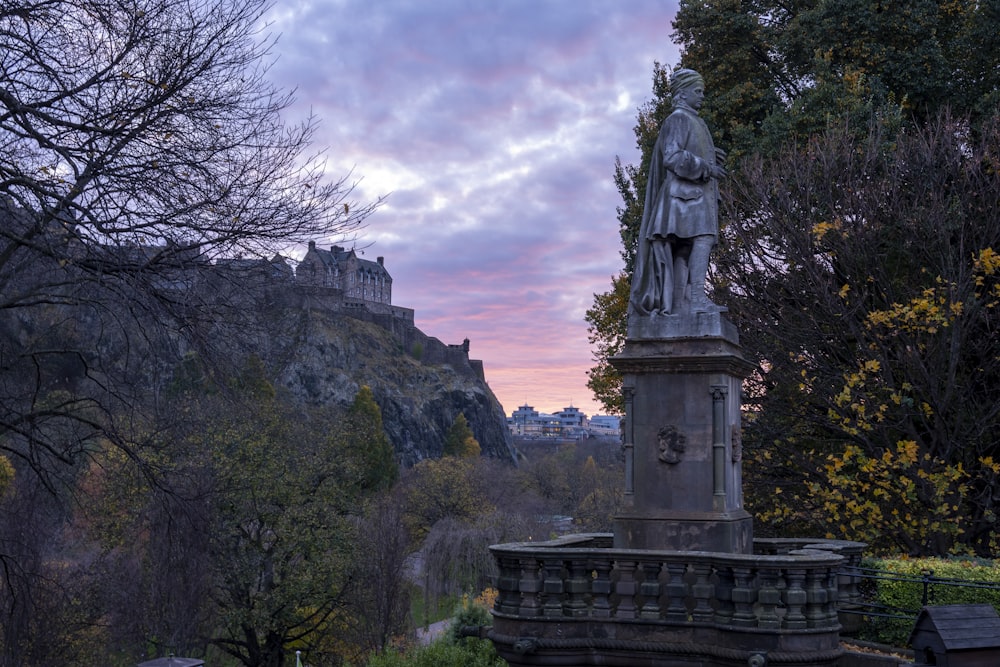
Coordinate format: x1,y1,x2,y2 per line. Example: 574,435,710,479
661,115,713,183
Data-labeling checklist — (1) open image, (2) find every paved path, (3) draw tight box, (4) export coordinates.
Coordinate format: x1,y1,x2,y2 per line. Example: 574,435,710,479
415,619,450,645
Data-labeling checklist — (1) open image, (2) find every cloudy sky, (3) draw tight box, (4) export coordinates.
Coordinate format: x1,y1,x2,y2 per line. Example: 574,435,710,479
265,1,683,417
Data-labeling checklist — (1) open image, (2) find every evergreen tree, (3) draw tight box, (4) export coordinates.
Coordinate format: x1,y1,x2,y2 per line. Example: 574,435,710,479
344,385,398,492
587,1,1000,554
589,0,1000,413
671,0,1000,158
443,413,481,459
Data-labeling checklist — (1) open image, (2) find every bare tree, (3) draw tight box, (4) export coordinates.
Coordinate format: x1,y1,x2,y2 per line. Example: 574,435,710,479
0,0,378,477
341,496,413,658
1,0,378,660
1,0,373,252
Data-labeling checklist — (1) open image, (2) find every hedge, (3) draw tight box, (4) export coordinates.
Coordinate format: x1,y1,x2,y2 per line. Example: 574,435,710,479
859,557,1000,646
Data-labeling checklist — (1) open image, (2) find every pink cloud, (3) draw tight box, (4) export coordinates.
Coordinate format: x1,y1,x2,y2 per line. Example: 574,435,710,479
267,0,682,418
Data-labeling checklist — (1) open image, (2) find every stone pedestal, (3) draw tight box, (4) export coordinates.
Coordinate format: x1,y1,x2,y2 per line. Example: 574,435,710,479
612,311,756,553
487,306,866,667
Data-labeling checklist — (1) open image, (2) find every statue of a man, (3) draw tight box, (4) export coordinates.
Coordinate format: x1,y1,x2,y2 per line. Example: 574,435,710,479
629,68,726,316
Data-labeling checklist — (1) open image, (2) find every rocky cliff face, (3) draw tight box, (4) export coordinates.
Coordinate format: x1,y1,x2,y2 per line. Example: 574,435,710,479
6,255,515,468
266,303,516,467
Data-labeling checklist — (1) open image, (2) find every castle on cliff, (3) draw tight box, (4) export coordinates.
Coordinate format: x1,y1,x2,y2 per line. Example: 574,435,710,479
280,241,414,327
297,241,392,305
1,194,480,375
281,242,480,378
209,240,411,322
117,237,481,376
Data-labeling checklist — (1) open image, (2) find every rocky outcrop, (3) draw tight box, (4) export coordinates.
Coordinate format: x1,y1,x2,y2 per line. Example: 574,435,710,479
5,250,515,468
268,300,516,467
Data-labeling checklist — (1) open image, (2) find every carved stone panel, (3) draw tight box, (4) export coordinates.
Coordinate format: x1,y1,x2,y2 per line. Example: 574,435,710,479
657,424,686,464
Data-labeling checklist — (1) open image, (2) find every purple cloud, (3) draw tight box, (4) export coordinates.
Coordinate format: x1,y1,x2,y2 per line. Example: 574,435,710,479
266,0,681,416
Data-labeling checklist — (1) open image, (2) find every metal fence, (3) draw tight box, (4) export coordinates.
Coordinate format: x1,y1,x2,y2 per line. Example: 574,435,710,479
843,565,1000,622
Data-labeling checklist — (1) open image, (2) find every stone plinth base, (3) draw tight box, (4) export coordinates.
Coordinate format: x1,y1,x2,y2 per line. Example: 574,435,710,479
611,317,755,555
613,510,753,552
626,309,739,341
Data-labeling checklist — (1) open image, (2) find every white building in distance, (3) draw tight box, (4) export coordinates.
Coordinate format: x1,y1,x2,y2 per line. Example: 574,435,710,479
507,404,620,439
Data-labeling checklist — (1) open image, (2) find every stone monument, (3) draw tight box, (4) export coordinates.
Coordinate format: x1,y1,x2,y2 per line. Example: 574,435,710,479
612,68,755,553
486,67,867,667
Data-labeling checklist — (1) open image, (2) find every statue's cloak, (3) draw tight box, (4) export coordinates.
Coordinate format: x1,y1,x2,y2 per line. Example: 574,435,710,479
630,105,719,316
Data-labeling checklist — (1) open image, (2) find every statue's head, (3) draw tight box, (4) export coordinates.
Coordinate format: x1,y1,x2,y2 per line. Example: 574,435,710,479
670,68,704,96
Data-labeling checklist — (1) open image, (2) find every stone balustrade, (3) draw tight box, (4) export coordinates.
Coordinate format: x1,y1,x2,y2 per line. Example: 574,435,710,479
754,536,868,634
491,533,852,630
488,534,866,666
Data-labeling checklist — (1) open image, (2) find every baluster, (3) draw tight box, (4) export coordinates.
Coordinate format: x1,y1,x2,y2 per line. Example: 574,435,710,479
540,554,566,617
517,556,542,617
757,566,781,629
591,558,613,618
784,568,808,629
614,559,638,619
495,554,520,614
564,557,590,617
713,564,735,626
731,565,757,627
825,567,841,626
664,562,688,622
804,568,829,628
691,562,714,623
639,559,663,619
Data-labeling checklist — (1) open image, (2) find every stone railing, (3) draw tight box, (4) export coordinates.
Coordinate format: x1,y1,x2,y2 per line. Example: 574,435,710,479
753,536,867,631
488,534,866,666
491,534,851,630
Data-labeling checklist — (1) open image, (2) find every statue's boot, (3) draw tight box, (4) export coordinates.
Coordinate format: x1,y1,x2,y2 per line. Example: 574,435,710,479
689,237,723,312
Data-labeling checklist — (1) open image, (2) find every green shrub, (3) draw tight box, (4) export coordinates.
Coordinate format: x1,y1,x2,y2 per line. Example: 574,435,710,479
364,637,503,667
859,557,1000,646
364,591,504,667
448,593,493,643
